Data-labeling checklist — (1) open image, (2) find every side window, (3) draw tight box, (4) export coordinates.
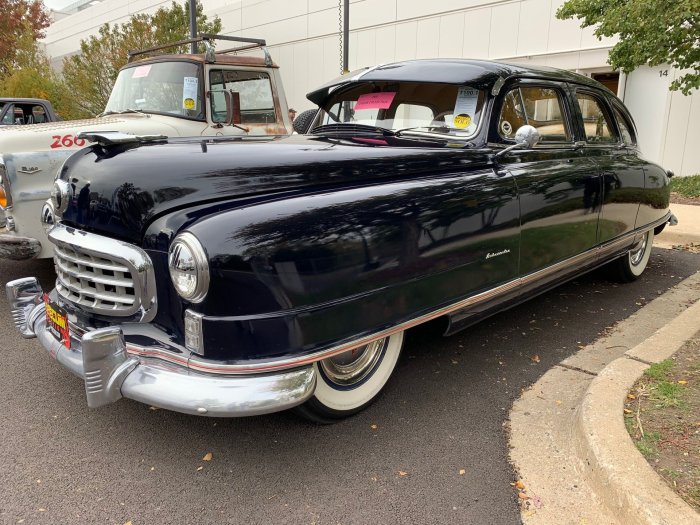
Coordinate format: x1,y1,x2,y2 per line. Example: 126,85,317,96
576,92,616,143
1,104,13,125
498,86,570,142
613,106,636,146
209,69,276,124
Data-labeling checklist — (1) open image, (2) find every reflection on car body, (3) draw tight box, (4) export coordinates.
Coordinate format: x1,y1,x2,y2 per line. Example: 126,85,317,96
7,59,674,423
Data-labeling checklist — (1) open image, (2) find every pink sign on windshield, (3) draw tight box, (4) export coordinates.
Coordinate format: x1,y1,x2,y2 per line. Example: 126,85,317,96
132,65,152,78
354,92,396,110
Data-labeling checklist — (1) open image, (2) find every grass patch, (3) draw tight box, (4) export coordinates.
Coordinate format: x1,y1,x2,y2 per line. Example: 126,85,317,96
652,380,686,408
635,431,662,458
644,359,674,381
670,174,700,198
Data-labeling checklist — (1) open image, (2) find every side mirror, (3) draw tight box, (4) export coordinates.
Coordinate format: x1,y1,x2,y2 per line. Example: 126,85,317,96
495,125,540,158
222,90,242,125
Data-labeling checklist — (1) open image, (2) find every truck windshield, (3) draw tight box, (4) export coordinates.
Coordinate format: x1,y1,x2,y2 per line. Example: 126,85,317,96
105,61,204,120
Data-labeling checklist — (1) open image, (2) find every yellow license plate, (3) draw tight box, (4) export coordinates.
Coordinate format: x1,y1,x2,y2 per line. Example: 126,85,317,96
44,294,70,350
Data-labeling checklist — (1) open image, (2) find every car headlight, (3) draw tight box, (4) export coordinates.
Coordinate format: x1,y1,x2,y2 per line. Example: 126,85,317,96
168,232,209,303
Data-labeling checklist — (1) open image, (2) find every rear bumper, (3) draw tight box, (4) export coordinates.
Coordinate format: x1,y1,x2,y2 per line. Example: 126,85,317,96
6,277,316,417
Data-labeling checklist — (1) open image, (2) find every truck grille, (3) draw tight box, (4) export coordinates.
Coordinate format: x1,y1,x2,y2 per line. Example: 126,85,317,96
49,223,157,320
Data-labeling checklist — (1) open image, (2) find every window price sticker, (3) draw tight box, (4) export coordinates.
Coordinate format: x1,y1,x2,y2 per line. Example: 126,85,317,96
182,77,199,110
452,87,479,130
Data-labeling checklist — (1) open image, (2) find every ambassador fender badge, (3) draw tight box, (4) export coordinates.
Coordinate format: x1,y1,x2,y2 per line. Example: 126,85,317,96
18,165,41,174
486,249,511,260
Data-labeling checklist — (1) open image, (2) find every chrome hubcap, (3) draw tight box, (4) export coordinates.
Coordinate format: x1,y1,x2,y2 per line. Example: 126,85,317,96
630,234,648,266
320,339,386,387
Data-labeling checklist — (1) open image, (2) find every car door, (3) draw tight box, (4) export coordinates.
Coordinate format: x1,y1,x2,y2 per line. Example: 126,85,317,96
493,80,601,276
570,88,644,244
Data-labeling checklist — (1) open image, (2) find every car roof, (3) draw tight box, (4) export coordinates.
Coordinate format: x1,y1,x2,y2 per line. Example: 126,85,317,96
0,98,51,104
306,58,605,105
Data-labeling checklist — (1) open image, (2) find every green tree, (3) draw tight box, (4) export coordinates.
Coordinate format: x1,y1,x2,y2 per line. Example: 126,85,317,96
0,20,82,119
62,1,221,116
0,0,50,76
557,0,699,95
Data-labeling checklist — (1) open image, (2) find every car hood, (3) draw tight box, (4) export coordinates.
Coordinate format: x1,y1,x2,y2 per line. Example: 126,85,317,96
0,113,199,154
59,134,492,244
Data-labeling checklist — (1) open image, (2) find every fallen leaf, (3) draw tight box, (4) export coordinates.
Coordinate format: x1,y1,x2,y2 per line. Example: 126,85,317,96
196,466,203,471
38,508,46,512
515,480,525,490
370,424,378,430
202,452,213,461
555,400,562,405
627,394,636,400
148,406,159,411
518,492,529,500
678,380,688,385
459,469,466,476
398,471,408,477
530,355,540,363
623,408,632,414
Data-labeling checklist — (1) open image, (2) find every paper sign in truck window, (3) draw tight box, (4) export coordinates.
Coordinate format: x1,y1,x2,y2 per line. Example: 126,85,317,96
182,77,199,110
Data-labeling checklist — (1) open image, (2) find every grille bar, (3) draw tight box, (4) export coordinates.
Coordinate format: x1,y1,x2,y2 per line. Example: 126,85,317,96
55,257,134,287
54,245,129,273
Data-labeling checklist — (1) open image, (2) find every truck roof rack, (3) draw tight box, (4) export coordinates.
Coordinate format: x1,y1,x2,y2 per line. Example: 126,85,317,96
127,33,272,66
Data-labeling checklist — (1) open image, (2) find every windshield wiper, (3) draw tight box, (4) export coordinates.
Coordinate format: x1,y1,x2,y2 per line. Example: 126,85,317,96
394,125,453,136
98,108,148,117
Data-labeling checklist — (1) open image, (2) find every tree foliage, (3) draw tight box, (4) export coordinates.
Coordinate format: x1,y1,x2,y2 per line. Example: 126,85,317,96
0,0,50,76
557,0,700,95
62,1,222,116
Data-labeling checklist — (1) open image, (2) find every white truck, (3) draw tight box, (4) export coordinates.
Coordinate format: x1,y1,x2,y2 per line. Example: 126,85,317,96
0,34,292,260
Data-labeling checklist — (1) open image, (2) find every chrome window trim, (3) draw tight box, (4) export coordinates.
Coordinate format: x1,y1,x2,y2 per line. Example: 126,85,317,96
48,223,157,322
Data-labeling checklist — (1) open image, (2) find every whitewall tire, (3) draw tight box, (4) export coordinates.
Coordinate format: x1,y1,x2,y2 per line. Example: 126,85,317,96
295,331,404,423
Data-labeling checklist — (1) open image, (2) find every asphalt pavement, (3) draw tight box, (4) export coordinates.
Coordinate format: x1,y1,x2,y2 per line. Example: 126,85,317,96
1,247,699,525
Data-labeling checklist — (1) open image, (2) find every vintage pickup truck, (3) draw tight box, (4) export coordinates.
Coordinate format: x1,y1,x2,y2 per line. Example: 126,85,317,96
0,34,291,260
7,59,675,423
0,97,60,126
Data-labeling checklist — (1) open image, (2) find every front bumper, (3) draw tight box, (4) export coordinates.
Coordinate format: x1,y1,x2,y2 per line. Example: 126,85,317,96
6,277,316,417
0,230,42,260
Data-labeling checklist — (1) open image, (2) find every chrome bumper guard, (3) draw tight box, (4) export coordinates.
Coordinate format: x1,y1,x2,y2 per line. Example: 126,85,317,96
6,277,316,417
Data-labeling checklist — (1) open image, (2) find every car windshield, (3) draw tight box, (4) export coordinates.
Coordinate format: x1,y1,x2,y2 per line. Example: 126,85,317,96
312,81,486,138
104,61,204,120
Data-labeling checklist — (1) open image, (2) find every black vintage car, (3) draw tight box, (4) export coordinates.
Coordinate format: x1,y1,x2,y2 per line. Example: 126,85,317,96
7,59,674,423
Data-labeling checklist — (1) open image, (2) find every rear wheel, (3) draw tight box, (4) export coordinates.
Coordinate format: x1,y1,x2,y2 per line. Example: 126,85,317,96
607,229,654,282
295,331,404,424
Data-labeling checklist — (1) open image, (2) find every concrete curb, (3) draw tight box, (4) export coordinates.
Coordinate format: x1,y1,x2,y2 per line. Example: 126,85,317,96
574,298,700,525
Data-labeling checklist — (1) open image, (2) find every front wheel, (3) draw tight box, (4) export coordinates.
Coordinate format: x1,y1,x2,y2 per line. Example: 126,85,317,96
607,229,654,282
295,331,404,424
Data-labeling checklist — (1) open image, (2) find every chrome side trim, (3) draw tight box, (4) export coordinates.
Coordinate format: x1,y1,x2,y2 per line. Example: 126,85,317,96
48,223,157,322
183,218,668,375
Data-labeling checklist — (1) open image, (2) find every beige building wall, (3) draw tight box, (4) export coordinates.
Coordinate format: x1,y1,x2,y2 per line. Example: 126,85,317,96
42,0,698,175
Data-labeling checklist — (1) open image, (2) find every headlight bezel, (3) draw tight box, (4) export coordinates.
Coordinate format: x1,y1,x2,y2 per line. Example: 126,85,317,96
168,232,210,303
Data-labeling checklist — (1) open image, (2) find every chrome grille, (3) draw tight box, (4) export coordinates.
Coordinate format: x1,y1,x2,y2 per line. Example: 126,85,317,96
49,223,157,320
54,245,136,312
